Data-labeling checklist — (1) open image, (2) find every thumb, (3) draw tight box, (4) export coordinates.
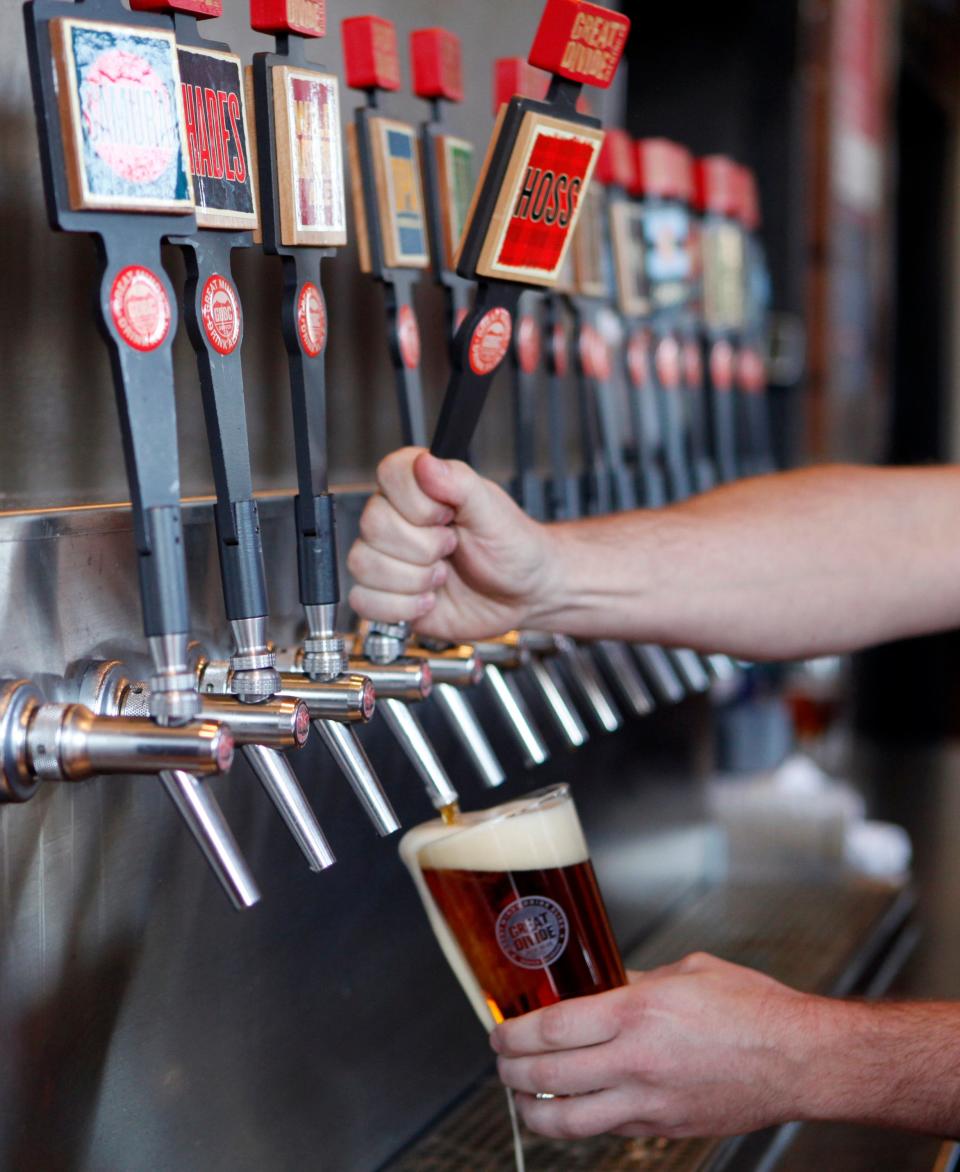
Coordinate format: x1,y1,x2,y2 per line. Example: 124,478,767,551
413,451,507,536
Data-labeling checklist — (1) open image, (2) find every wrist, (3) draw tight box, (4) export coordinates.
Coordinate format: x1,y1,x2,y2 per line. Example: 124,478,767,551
523,520,588,632
791,995,878,1124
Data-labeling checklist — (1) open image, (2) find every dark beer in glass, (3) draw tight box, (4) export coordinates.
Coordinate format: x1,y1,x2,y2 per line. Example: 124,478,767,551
401,784,625,1027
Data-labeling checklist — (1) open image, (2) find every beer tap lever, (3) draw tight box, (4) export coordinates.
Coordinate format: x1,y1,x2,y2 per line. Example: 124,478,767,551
343,16,516,794
246,0,400,834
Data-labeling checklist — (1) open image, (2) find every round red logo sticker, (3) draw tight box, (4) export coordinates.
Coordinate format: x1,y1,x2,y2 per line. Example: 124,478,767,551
710,340,735,391
738,347,766,393
683,339,702,389
110,265,171,352
469,307,512,376
200,274,241,356
297,282,326,358
84,50,177,185
552,322,569,377
626,330,650,389
517,314,541,375
397,304,421,369
655,336,682,389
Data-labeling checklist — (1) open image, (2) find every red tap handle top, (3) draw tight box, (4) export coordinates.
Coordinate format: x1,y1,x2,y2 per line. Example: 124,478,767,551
596,127,636,190
411,28,463,103
250,0,326,36
492,57,550,114
527,0,630,89
634,138,694,203
738,165,761,231
694,155,740,217
130,0,222,14
342,15,401,92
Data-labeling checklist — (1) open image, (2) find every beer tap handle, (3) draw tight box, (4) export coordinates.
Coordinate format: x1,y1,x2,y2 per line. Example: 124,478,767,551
175,230,273,638
410,26,474,342
93,232,198,724
544,296,582,522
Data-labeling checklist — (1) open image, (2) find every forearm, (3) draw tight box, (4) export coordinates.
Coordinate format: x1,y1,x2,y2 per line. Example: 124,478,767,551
800,997,960,1136
529,465,960,659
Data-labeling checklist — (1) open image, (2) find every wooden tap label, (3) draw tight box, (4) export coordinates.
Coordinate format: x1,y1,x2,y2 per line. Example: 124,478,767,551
110,265,172,351
251,0,325,37
200,274,241,355
527,0,630,89
609,201,648,317
178,46,257,231
272,67,346,248
51,19,193,214
297,282,327,357
369,118,429,269
473,112,603,287
571,180,606,298
435,135,475,272
468,306,512,375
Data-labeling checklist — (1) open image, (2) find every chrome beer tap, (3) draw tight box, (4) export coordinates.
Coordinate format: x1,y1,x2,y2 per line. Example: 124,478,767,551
0,676,259,910
249,6,451,817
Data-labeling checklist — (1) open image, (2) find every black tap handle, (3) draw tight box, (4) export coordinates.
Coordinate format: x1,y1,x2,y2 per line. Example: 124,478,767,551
175,230,269,622
94,233,190,639
705,336,739,484
430,281,522,462
384,273,429,448
279,253,340,609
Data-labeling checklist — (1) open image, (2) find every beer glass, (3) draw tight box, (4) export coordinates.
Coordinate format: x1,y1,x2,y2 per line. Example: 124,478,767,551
400,784,626,1029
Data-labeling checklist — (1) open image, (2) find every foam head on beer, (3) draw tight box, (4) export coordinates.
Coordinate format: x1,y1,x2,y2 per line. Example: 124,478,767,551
400,785,625,1030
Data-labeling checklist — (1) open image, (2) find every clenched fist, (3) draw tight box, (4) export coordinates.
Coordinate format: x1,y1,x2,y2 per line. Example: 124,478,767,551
347,447,557,641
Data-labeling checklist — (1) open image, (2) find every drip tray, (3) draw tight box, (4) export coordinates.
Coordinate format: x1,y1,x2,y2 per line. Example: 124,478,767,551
386,879,914,1172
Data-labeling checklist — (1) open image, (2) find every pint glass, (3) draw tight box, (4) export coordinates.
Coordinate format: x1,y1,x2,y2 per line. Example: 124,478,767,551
400,784,626,1028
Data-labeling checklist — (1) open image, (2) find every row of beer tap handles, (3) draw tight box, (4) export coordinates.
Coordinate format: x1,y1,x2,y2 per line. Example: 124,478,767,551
12,0,773,909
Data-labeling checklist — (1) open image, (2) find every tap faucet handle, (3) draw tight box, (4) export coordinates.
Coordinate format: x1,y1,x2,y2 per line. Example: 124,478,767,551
377,697,458,813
